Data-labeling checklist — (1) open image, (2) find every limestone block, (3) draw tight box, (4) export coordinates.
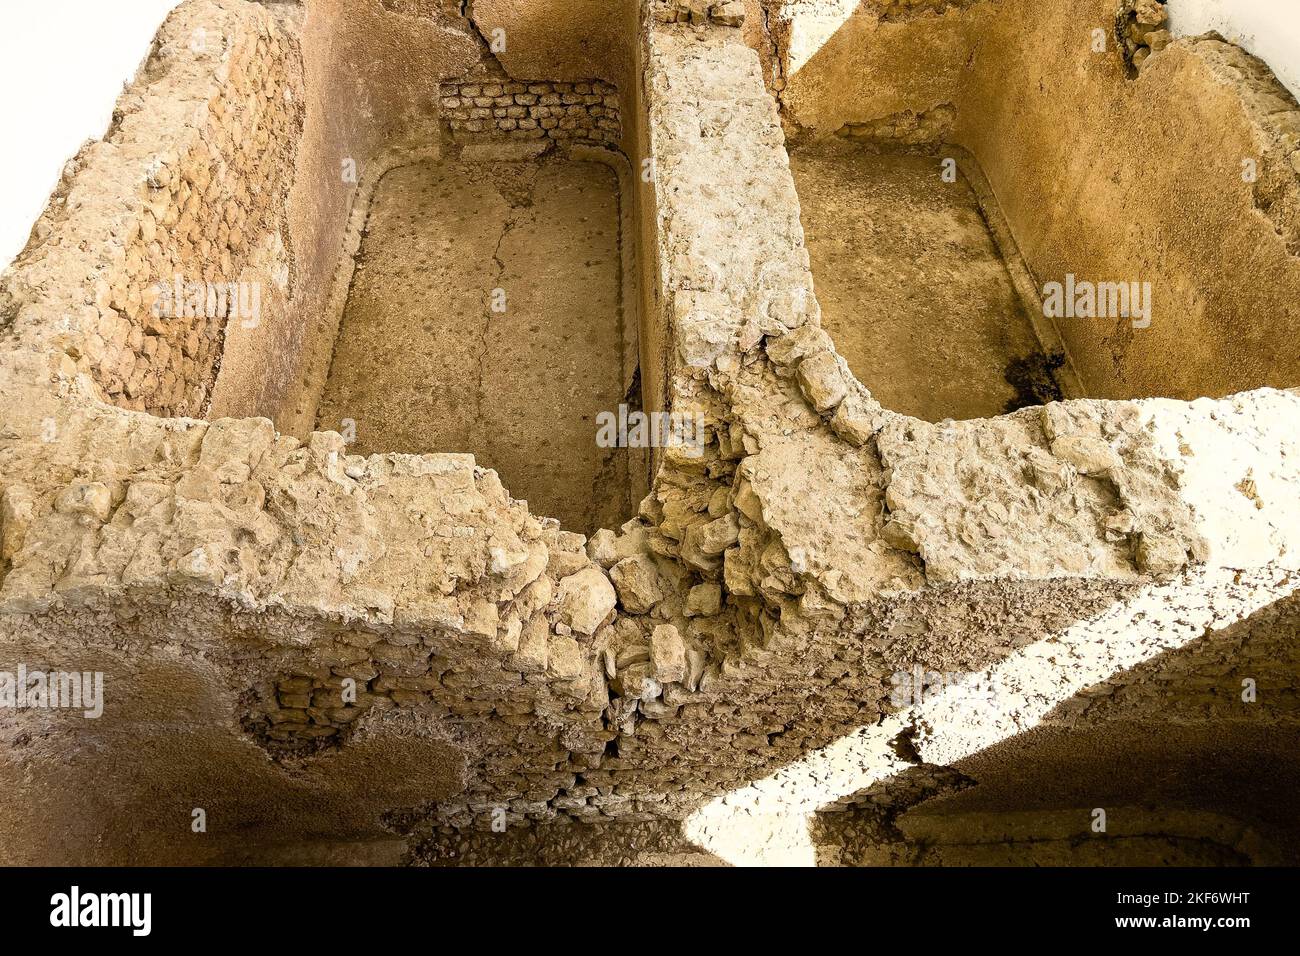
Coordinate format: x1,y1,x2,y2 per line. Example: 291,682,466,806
513,615,550,673
609,554,665,613
651,625,687,683
1135,531,1188,575
0,486,36,560
710,1,745,27
796,351,848,412
766,323,832,368
547,636,585,680
556,566,617,635
616,662,662,701
685,581,722,616
54,482,113,522
830,391,885,447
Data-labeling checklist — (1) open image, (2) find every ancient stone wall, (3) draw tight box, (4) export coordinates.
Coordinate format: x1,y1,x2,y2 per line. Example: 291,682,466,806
418,7,1300,838
0,0,1297,864
762,0,988,144
439,78,622,146
0,0,303,418
763,0,1300,401
0,0,646,433
272,0,645,434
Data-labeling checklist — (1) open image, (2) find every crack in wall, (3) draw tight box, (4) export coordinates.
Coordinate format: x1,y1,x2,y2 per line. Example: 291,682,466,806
463,0,510,77
473,176,535,459
760,0,786,100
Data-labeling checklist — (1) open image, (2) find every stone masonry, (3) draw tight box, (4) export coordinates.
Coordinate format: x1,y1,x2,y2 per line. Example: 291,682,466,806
0,0,303,418
440,78,622,147
0,0,1298,865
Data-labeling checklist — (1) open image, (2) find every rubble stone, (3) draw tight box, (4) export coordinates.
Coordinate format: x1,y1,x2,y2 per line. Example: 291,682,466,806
610,555,665,613
650,625,687,683
556,567,617,635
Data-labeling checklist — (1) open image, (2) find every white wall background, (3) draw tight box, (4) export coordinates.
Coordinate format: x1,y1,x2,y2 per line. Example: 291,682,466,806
1169,0,1300,100
0,0,181,271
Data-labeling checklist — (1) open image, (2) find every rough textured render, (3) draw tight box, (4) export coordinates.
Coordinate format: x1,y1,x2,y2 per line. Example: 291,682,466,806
0,0,1298,867
769,0,1300,401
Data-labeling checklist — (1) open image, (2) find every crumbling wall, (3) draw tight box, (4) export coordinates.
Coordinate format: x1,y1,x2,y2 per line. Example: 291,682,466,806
421,9,1300,840
764,0,990,143
0,347,616,860
279,0,645,433
0,0,646,434
0,0,1298,865
0,0,303,418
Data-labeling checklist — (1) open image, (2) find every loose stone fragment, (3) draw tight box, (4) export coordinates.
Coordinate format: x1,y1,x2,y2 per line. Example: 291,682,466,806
1135,531,1188,575
556,567,617,634
610,554,665,613
765,323,832,368
617,662,662,701
694,514,740,556
796,351,848,412
830,392,884,446
710,1,745,27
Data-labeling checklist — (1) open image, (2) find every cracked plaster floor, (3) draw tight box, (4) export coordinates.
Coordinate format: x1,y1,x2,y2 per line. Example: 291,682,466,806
316,157,630,534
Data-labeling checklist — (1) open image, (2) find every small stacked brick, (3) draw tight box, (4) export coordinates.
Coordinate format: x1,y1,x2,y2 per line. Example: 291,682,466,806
439,79,621,147
873,0,980,23
247,666,444,754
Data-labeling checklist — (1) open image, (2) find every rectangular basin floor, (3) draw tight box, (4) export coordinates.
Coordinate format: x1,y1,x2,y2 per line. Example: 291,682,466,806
790,144,1064,421
316,156,632,534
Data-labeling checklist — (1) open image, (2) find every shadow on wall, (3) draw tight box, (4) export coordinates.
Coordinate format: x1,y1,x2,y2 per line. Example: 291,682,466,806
682,570,1300,866
814,588,1300,866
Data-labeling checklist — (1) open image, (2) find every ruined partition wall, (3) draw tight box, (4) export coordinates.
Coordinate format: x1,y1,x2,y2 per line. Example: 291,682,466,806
285,0,651,452
1,0,1299,866
765,0,1300,401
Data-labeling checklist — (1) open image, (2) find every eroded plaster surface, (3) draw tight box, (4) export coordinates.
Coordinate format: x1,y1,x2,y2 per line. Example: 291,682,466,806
0,0,1298,865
